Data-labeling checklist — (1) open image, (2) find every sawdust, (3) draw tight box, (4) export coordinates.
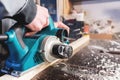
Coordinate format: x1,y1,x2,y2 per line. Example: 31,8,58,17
32,39,120,80
64,39,120,80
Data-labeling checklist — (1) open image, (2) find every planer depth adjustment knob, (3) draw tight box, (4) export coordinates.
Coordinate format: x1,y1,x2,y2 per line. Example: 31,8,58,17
52,44,73,59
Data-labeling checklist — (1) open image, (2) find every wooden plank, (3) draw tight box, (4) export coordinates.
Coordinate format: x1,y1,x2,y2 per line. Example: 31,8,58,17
89,33,113,40
0,35,89,80
70,35,89,55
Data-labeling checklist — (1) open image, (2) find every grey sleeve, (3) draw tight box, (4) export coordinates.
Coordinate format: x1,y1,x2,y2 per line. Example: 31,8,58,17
0,0,27,19
0,0,37,24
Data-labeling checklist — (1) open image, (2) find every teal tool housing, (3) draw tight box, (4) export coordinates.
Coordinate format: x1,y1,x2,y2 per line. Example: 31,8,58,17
1,17,71,76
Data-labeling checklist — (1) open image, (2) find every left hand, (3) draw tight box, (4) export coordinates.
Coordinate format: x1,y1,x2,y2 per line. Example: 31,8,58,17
54,21,70,34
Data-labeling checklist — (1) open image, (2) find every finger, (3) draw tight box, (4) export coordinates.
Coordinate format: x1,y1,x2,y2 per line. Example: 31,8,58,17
38,15,49,28
55,22,70,34
25,31,37,36
26,22,42,32
43,17,49,27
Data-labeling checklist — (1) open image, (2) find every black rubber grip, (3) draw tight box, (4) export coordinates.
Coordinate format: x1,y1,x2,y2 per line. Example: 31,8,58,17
56,29,68,42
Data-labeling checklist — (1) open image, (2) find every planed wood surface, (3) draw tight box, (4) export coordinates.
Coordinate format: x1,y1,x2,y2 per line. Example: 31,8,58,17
0,35,89,80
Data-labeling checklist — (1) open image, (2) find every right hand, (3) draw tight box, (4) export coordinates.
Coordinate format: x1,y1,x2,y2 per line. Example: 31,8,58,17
25,5,49,36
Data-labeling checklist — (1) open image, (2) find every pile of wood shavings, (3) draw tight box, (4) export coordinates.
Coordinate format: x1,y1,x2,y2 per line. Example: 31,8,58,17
32,39,120,80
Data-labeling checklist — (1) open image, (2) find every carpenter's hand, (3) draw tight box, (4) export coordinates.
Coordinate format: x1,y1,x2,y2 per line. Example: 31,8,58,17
54,21,70,34
25,5,49,36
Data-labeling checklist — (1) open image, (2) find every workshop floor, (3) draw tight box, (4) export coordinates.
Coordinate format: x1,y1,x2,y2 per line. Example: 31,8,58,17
32,39,120,80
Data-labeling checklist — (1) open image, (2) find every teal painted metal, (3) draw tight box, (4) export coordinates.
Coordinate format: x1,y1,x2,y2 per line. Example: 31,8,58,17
4,17,68,72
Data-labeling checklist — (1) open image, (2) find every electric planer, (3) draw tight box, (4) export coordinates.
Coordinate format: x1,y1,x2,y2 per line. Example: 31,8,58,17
0,17,73,77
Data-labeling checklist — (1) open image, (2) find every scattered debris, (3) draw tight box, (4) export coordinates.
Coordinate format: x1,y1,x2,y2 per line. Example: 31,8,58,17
88,19,115,34
32,39,120,80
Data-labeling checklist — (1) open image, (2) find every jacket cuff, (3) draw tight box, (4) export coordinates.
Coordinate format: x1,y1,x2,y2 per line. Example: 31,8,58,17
13,0,37,25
